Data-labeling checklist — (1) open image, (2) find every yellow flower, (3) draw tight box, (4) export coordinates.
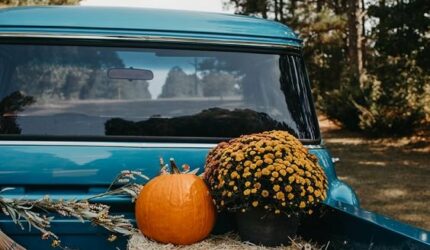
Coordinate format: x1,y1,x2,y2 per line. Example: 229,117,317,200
287,193,294,200
307,186,314,193
252,201,259,207
244,160,252,167
275,151,283,157
230,171,239,179
235,153,244,162
229,181,235,186
276,191,285,200
233,186,238,191
227,192,232,197
279,169,287,176
308,195,314,202
243,189,251,195
286,167,294,174
251,188,257,193
285,185,293,192
254,171,262,178
254,182,261,189
275,209,280,214
298,169,305,176
264,153,274,159
262,190,269,197
250,164,257,170
272,171,279,178
308,209,313,215
245,181,251,187
273,185,280,192
264,158,273,164
256,160,264,166
314,189,321,197
242,172,252,178
288,175,295,183
249,151,256,156
262,168,271,176
299,201,306,208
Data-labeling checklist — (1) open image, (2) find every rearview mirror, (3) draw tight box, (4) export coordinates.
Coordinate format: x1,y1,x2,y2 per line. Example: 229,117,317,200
107,68,154,81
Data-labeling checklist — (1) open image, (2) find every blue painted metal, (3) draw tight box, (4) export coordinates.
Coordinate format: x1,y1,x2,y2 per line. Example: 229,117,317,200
0,6,301,47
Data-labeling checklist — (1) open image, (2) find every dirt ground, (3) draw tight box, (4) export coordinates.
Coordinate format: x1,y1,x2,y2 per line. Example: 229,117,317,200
318,116,430,231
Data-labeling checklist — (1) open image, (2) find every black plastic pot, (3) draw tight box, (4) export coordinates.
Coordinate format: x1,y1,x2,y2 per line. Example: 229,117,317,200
235,208,299,246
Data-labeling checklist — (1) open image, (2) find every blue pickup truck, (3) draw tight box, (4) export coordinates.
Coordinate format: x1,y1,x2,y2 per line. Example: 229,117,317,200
0,6,428,250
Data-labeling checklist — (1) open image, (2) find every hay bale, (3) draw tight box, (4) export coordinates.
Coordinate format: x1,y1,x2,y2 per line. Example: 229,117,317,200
128,232,320,250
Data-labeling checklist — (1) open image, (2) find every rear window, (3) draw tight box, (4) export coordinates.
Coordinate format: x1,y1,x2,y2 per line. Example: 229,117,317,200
0,44,319,141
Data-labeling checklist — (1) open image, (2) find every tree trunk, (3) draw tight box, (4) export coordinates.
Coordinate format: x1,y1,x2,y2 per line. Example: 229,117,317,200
290,0,296,18
261,0,268,19
274,0,278,21
347,0,365,87
279,0,284,22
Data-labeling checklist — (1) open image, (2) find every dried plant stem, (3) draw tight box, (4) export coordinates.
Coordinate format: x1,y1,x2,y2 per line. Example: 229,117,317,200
0,170,147,248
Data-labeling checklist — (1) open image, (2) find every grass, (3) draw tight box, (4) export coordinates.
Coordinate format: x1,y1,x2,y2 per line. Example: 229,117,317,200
319,117,430,231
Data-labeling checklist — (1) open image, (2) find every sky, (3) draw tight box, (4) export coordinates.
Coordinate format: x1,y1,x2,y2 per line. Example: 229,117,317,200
80,0,234,14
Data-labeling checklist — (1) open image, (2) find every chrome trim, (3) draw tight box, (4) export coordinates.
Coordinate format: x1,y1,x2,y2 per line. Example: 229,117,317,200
0,32,301,50
0,141,322,149
0,141,218,148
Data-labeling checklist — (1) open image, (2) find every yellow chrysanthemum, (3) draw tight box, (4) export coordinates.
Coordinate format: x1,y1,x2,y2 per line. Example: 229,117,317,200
256,160,264,167
262,168,271,176
276,192,285,200
279,169,287,176
261,190,269,197
299,201,306,208
264,158,273,164
288,176,295,183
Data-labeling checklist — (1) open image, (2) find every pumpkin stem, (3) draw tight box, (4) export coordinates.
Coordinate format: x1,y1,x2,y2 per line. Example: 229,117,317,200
169,158,181,174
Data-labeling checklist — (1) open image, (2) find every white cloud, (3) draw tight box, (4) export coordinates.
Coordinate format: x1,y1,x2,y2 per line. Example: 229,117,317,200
80,0,234,14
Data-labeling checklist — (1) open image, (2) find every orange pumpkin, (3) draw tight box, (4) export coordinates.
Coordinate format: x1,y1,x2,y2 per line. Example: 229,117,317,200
135,160,216,245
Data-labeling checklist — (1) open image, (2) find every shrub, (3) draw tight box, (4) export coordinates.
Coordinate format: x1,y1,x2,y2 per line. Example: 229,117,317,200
321,55,430,135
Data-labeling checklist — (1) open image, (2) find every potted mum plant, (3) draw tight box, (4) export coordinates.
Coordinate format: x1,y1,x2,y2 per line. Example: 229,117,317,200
204,130,328,246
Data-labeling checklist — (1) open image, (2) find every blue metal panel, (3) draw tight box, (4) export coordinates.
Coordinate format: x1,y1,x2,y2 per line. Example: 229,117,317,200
0,7,301,47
